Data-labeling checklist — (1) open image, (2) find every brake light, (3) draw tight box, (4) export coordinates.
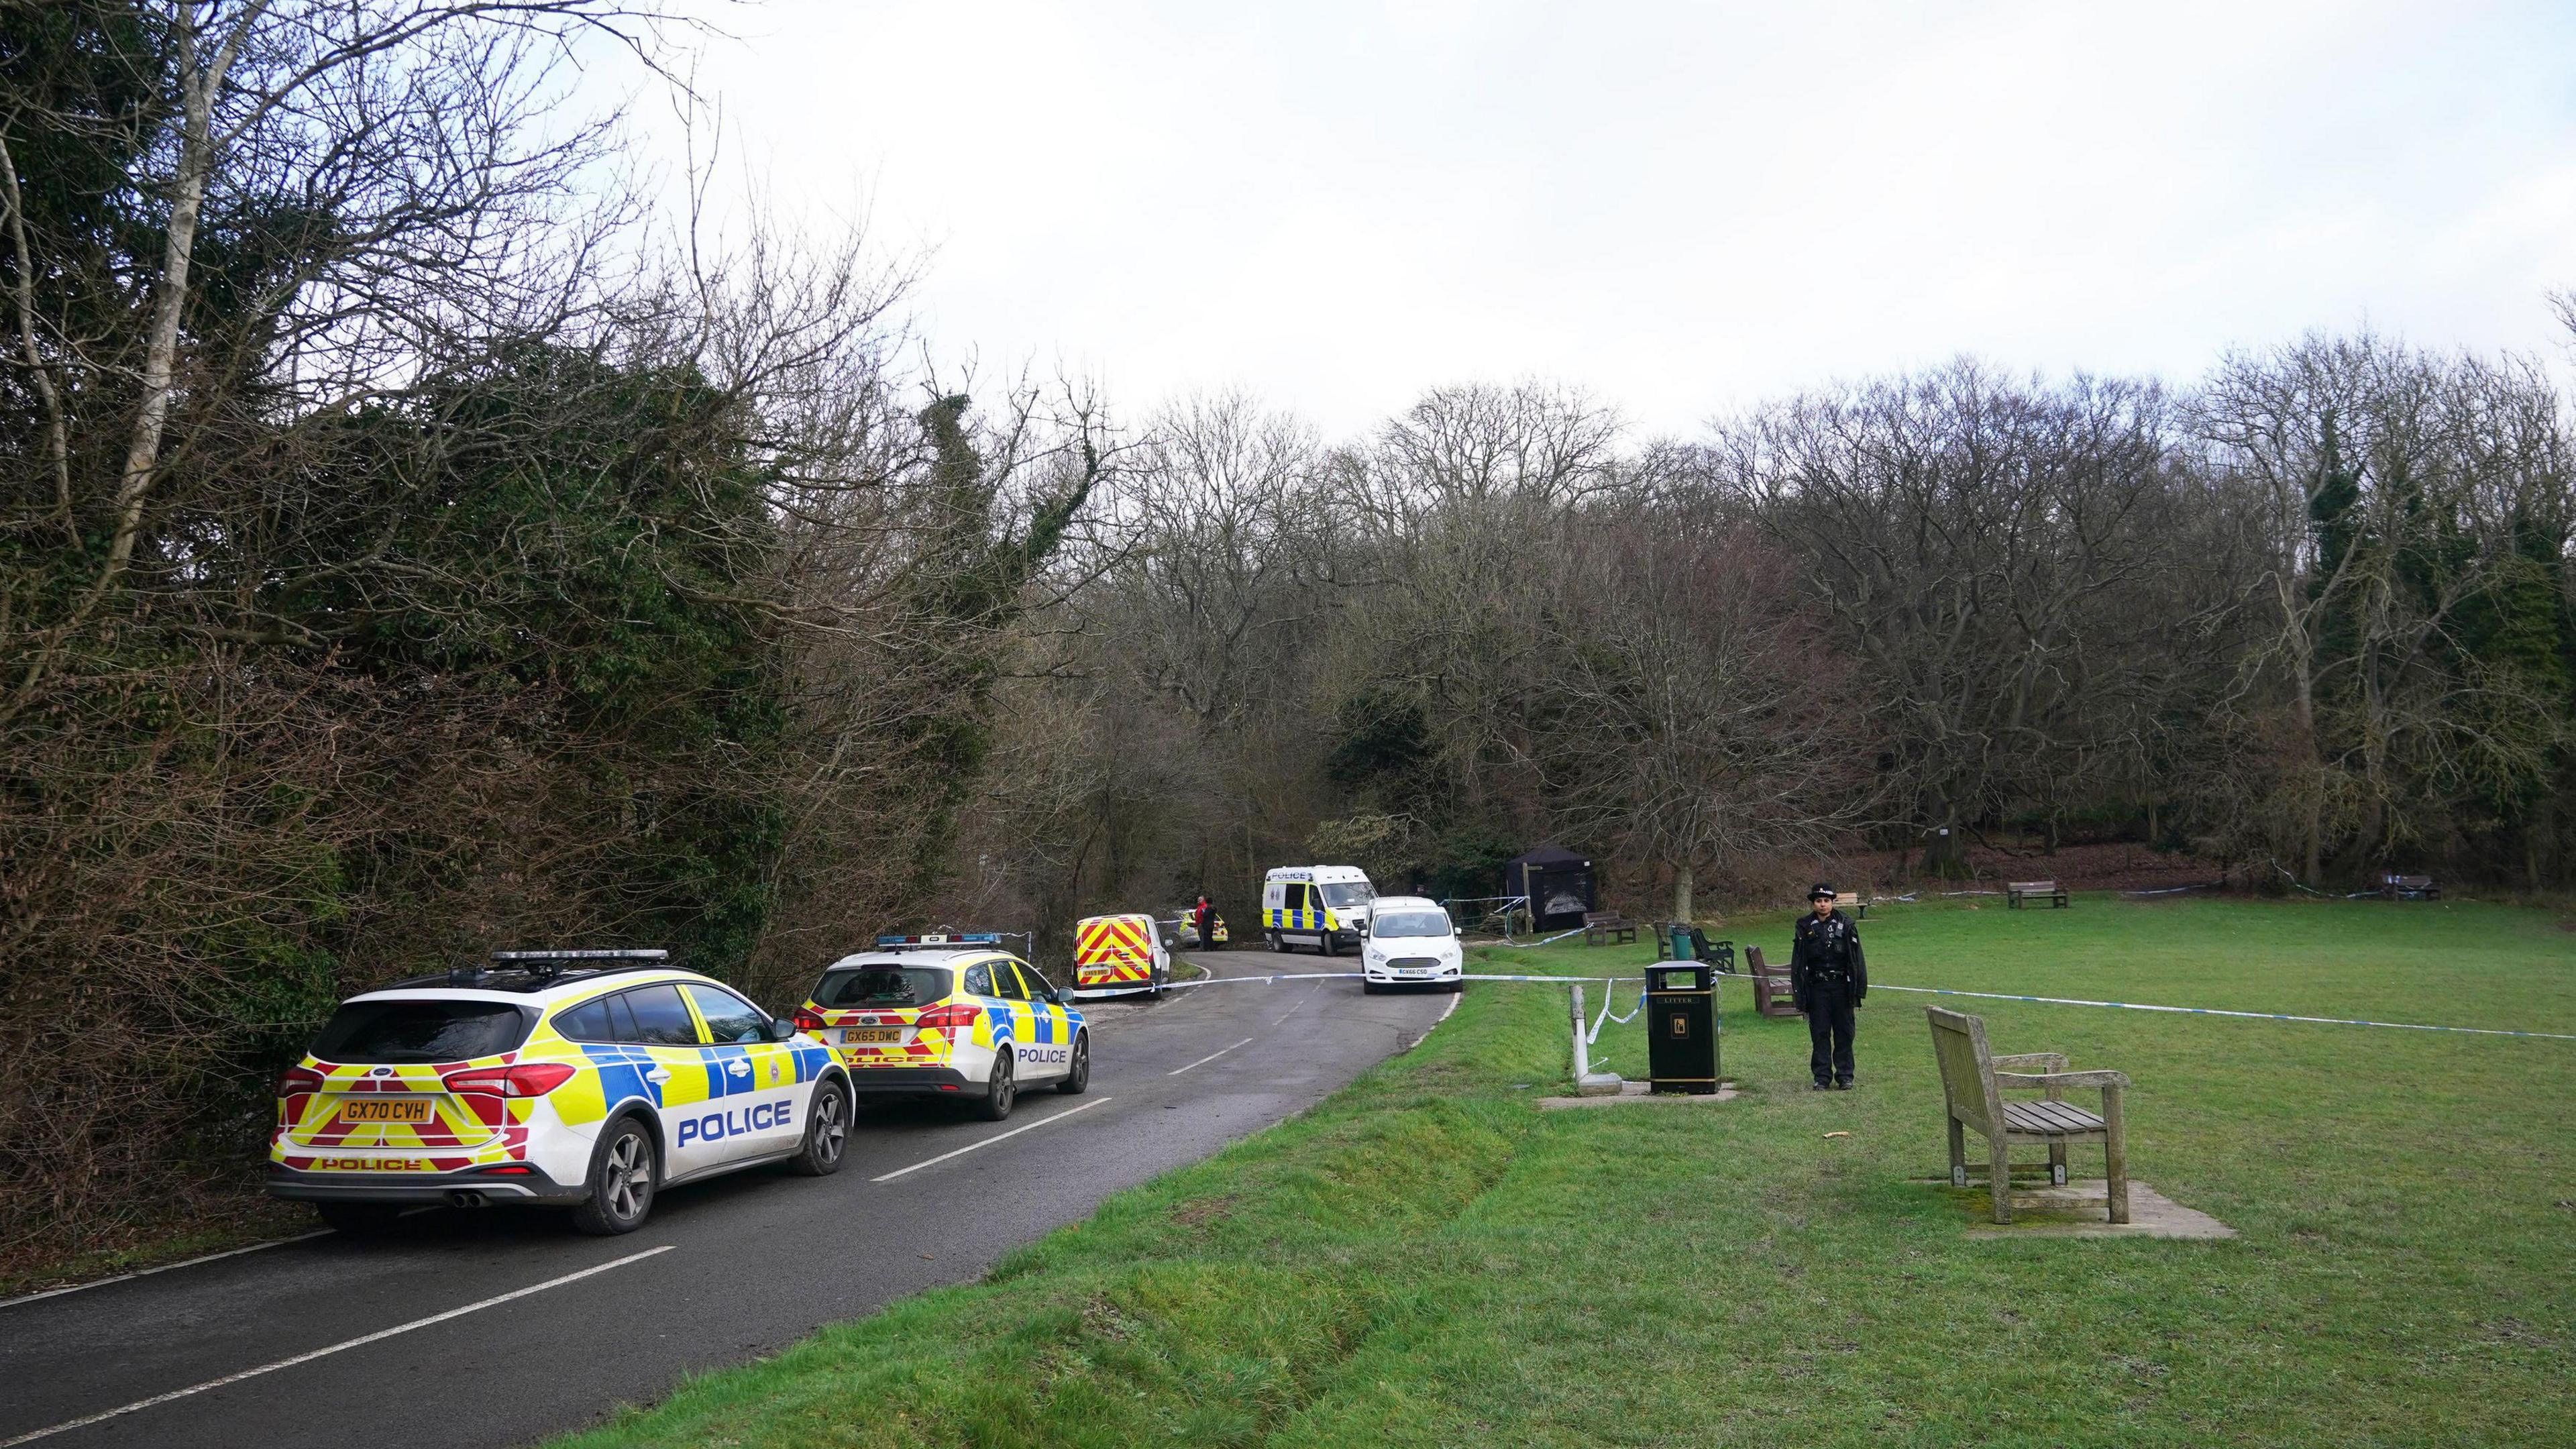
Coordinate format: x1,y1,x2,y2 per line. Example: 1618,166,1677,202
793,1006,826,1032
914,1002,979,1032
441,1062,578,1097
277,1067,326,1097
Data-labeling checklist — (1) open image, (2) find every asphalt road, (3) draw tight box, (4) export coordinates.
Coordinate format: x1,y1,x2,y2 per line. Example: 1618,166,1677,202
0,951,1452,1449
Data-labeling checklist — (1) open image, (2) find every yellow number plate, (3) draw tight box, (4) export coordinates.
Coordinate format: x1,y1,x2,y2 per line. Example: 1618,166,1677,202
845,1028,900,1044
338,1098,432,1124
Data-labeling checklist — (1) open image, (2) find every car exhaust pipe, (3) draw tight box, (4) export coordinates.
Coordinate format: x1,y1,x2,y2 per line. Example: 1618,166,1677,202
445,1189,488,1209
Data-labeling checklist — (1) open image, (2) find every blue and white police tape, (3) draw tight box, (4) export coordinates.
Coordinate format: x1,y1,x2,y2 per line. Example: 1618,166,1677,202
1150,971,1633,989
1837,982,2576,1042
1121,969,2576,1042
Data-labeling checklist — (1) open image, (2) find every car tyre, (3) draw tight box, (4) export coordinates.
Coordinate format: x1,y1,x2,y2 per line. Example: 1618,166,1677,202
1267,930,1283,953
1057,1030,1090,1095
1361,979,1381,995
975,1049,1017,1122
786,1076,850,1177
570,1114,657,1236
317,1201,405,1236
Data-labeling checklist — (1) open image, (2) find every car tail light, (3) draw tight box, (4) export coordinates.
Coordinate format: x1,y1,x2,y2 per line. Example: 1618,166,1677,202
276,1067,326,1097
914,1002,979,1032
441,1062,578,1097
793,1007,826,1032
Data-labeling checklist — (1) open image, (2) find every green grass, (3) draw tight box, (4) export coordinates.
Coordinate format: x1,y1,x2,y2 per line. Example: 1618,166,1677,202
557,896,2576,1447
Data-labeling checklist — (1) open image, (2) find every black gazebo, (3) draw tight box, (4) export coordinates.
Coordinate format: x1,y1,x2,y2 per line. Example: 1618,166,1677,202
1505,845,1597,931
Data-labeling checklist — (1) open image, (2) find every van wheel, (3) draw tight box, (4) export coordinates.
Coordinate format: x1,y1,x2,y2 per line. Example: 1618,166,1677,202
975,1050,1017,1122
1320,932,1338,958
1057,1032,1090,1094
317,1201,405,1236
1267,931,1283,953
571,1114,656,1236
787,1077,850,1177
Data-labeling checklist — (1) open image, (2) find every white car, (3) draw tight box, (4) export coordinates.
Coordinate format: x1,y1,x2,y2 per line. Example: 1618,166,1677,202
1360,897,1464,992
269,951,851,1236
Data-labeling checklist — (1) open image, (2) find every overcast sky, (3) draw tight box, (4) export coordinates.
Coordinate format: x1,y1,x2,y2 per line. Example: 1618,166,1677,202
640,1,2576,436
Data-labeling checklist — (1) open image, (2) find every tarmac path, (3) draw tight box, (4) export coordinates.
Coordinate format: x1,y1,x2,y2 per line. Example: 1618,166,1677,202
0,951,1450,1448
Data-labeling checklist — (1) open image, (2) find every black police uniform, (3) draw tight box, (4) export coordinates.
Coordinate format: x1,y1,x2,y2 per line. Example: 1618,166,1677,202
1790,905,1868,1087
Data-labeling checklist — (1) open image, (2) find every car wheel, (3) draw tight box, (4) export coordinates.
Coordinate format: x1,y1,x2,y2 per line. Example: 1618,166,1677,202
1057,1031,1090,1095
317,1201,405,1236
570,1114,657,1236
787,1076,850,1177
1361,979,1381,995
1321,932,1339,958
975,1049,1017,1122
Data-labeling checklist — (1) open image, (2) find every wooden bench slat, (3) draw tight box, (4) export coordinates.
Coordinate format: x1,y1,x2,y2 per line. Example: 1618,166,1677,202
2003,1100,2104,1134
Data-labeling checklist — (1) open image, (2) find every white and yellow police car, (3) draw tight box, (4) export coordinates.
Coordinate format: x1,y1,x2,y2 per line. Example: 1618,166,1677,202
795,934,1088,1122
268,950,849,1237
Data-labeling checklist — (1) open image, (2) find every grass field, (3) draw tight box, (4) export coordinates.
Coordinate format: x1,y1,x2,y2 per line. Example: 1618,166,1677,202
557,895,2576,1448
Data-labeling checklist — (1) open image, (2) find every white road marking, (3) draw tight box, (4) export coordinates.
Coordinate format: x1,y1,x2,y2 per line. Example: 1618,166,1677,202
0,1245,677,1446
0,1231,335,1311
1168,1038,1255,1076
1408,988,1464,1050
1271,987,1316,1027
869,1096,1116,1183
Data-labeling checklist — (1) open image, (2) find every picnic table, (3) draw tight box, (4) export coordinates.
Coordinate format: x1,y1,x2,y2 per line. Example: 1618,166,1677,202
2378,873,2440,900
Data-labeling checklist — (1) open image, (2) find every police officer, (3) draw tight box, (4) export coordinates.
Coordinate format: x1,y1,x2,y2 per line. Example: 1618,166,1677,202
1790,882,1867,1090
1193,895,1215,951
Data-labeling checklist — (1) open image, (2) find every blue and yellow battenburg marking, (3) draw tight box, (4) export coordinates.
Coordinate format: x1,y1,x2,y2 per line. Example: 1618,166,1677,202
271,977,837,1173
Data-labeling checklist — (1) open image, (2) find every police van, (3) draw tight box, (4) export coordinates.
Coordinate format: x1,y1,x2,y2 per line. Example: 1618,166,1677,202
1260,865,1375,955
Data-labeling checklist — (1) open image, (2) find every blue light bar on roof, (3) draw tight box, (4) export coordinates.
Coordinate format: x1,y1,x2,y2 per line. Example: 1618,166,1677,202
874,932,1001,947
492,949,669,961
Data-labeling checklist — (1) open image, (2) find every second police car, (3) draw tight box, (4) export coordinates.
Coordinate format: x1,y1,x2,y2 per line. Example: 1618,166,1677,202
796,934,1089,1121
268,950,851,1236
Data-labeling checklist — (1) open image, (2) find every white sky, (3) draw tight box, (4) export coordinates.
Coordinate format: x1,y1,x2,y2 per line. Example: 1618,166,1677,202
629,0,2576,436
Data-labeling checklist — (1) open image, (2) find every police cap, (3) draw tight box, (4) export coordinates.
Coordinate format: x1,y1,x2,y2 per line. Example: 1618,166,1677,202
1808,881,1835,901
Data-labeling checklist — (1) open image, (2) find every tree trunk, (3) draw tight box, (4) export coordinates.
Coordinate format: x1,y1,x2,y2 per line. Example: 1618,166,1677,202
1671,862,1693,923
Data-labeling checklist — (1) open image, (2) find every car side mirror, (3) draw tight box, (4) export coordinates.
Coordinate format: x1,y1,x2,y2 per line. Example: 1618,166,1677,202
769,1016,798,1041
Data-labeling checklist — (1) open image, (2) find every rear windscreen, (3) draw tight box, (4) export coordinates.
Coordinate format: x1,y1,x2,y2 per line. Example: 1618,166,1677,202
812,967,951,1008
309,1000,533,1063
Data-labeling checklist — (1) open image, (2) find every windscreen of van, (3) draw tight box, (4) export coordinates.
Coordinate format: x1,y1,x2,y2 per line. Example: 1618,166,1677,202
1320,883,1373,910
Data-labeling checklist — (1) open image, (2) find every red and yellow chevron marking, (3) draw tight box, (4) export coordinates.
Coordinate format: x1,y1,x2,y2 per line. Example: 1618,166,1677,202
270,1055,537,1172
1074,913,1155,986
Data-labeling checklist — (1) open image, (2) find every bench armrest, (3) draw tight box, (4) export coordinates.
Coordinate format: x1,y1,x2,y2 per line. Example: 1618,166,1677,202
1995,1069,2129,1090
1990,1053,2067,1072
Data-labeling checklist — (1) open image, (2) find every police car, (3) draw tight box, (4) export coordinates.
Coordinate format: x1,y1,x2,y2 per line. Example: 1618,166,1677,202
268,951,850,1237
1359,896,1466,991
795,934,1087,1122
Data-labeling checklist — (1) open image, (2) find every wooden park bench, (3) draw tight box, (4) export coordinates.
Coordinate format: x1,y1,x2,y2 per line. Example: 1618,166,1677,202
2006,879,2069,910
1834,890,1869,920
1925,1006,2130,1225
2379,873,2441,901
1740,945,1802,1019
1582,911,1636,946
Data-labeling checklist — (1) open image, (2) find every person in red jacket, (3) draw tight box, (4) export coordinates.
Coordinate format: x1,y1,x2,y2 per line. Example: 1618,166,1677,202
1192,895,1215,950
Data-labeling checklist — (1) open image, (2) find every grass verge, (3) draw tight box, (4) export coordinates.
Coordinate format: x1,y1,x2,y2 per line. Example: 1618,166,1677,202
559,894,2575,1447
